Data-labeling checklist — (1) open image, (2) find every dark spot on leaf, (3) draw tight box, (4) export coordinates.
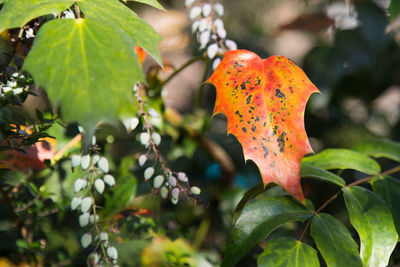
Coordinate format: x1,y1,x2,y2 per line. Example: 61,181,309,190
251,125,256,132
242,127,247,133
275,89,286,99
246,95,252,105
262,143,269,158
277,131,287,153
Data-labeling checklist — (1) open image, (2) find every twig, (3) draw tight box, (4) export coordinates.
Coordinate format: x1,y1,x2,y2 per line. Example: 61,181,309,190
159,55,205,87
53,133,82,161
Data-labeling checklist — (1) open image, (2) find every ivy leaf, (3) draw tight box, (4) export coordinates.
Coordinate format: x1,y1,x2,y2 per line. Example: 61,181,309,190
370,175,400,235
207,50,319,202
222,195,313,267
23,18,144,135
353,139,400,163
77,0,162,65
300,163,345,187
311,213,362,267
0,0,74,32
124,0,165,11
257,237,319,267
302,149,381,175
343,186,398,267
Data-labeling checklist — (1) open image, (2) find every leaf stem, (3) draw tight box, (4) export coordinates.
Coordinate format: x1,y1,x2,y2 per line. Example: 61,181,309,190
159,55,205,87
194,58,210,111
299,164,400,240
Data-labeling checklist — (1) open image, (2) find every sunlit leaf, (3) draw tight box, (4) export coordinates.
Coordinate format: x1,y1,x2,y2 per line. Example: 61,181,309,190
353,139,400,163
300,163,345,186
77,0,162,65
370,175,400,235
258,237,319,267
125,0,165,10
343,186,398,267
207,50,319,202
222,195,313,267
23,18,144,134
302,149,381,175
0,0,74,32
311,213,362,267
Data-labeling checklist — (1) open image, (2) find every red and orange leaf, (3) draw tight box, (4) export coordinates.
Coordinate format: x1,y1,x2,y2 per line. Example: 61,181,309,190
135,46,148,65
207,50,319,202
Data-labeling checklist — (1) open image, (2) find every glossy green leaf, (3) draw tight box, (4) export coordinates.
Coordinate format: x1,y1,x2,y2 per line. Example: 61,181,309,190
343,186,398,267
371,175,400,235
353,139,400,162
257,237,319,267
311,213,362,267
389,0,400,20
23,18,143,133
300,163,345,186
125,0,165,10
0,0,74,32
77,0,162,65
302,149,380,175
223,196,313,267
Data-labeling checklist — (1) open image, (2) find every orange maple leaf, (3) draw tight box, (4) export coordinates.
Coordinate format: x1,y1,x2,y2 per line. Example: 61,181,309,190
207,50,319,202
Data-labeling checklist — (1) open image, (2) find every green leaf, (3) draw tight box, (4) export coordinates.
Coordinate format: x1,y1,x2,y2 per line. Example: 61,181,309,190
0,0,74,32
310,213,362,267
353,139,400,163
389,0,400,20
257,237,319,267
77,0,162,65
222,196,313,267
23,18,143,133
124,0,165,10
370,175,400,235
302,149,381,175
300,163,345,186
343,186,398,267
102,157,137,218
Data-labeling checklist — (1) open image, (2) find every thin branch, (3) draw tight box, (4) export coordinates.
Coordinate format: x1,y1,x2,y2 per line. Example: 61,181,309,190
159,55,205,87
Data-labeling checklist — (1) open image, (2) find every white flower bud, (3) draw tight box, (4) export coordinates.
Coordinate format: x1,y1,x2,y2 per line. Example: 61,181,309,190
214,3,224,16
95,179,105,194
171,188,180,199
160,187,168,199
92,154,100,164
171,197,178,205
199,18,208,32
216,27,226,38
144,167,154,181
74,178,85,193
148,108,159,118
214,18,224,31
70,197,82,210
199,30,211,49
189,6,202,19
192,20,200,33
207,43,219,59
140,132,150,146
81,197,92,213
25,28,35,39
88,253,99,265
89,214,99,224
100,232,108,242
191,186,201,195
185,0,195,7
212,58,222,70
168,176,177,187
103,174,116,186
153,175,164,189
107,246,118,260
177,172,188,182
202,4,211,17
2,87,12,93
91,136,96,146
98,157,109,173
63,10,75,19
138,154,147,167
79,212,90,227
81,154,91,170
151,132,161,146
225,39,237,50
7,81,16,88
81,233,92,248
129,117,139,131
